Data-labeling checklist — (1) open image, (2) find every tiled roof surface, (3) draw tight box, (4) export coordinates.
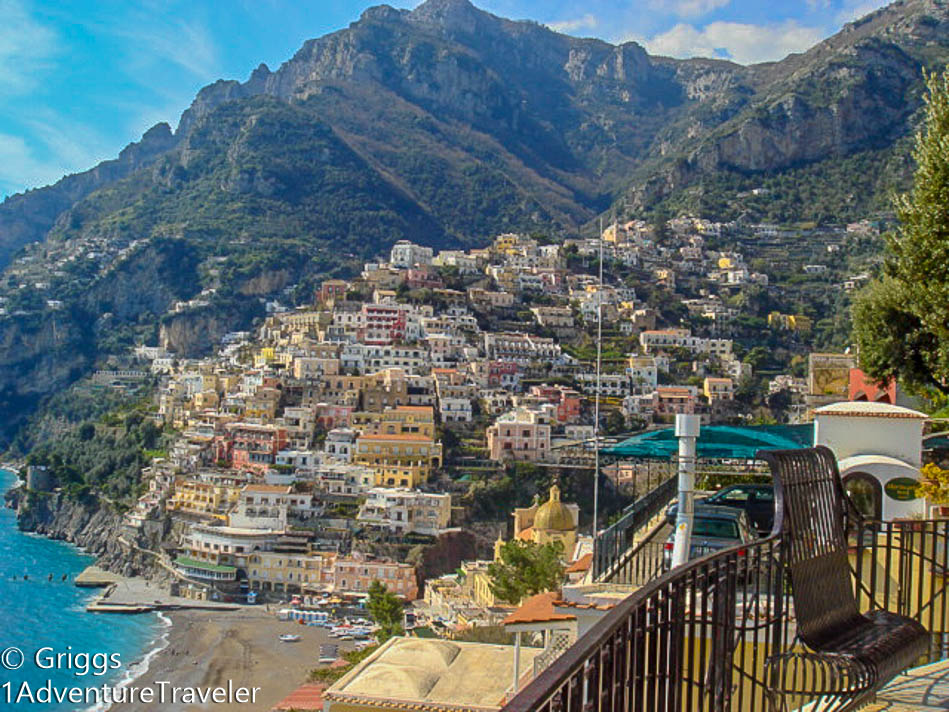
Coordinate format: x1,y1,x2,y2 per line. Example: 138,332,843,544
503,592,575,625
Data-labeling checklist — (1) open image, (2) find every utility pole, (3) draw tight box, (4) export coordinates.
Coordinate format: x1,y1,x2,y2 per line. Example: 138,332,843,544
671,414,701,568
592,217,605,552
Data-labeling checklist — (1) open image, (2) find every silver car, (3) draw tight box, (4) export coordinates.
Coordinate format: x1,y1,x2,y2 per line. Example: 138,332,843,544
663,504,759,567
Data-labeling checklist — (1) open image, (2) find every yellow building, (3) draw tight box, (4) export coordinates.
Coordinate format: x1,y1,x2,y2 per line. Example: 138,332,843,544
247,551,333,594
462,560,502,608
353,432,443,488
502,484,579,557
166,477,242,521
192,390,220,411
350,405,436,438
253,347,276,367
244,387,282,421
768,312,813,333
493,233,520,255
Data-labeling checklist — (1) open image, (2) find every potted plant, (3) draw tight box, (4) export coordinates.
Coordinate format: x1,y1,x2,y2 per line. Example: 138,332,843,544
916,463,949,516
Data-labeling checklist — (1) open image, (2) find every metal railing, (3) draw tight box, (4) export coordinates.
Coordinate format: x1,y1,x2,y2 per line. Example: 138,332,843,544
593,476,677,581
505,517,949,712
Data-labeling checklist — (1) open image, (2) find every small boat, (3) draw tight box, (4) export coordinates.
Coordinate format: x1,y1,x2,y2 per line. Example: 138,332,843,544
279,634,302,643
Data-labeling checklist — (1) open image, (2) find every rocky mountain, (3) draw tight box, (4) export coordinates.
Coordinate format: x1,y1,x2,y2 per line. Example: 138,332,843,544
2,0,940,268
0,0,947,441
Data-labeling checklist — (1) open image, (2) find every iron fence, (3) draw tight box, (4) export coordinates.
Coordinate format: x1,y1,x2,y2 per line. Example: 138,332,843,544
593,476,677,581
505,516,949,712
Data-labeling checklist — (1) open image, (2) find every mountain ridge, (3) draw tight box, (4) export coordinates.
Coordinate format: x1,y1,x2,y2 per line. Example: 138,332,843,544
4,0,946,267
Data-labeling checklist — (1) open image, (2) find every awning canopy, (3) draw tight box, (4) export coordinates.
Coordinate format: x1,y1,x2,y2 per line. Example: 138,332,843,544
604,424,814,460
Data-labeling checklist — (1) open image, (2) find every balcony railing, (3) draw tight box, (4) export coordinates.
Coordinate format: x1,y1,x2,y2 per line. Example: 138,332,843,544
504,516,949,712
593,475,676,583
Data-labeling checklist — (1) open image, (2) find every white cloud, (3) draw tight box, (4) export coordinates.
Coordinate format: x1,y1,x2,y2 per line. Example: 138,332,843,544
547,14,599,34
0,133,70,193
67,9,221,82
0,110,112,195
648,0,731,19
644,20,825,65
0,0,57,93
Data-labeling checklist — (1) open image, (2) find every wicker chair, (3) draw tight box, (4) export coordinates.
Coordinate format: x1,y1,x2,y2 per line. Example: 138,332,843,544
758,446,929,712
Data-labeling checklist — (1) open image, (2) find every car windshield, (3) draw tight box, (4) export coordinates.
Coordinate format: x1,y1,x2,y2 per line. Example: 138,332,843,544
693,518,740,538
714,489,751,502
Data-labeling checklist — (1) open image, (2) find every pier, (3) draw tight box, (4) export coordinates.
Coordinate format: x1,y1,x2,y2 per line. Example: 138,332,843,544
78,566,242,614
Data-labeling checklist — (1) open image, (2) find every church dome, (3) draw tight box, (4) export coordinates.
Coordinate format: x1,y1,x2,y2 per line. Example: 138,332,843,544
534,485,574,532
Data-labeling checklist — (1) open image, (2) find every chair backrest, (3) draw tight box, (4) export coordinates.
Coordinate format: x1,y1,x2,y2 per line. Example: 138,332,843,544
757,446,864,651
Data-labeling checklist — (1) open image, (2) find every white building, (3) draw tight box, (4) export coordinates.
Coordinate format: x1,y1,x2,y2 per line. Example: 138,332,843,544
324,428,358,463
357,488,452,536
814,402,928,521
639,329,732,358
439,396,473,423
575,373,629,397
390,240,434,269
627,357,659,394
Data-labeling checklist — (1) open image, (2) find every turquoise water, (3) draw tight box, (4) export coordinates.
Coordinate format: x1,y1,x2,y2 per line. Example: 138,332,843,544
0,469,165,711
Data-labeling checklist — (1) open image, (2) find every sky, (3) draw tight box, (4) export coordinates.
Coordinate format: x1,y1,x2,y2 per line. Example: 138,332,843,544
0,0,889,199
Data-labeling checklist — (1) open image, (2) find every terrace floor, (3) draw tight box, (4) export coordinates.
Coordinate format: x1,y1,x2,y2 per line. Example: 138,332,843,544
864,659,949,710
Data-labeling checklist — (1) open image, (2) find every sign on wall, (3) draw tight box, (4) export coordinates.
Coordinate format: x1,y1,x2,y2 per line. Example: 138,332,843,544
884,477,920,501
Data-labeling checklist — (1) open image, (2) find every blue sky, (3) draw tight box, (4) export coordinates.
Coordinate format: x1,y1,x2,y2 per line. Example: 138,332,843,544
0,0,888,199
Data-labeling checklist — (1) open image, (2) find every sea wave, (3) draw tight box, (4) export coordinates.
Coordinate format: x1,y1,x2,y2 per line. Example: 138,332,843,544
84,611,173,712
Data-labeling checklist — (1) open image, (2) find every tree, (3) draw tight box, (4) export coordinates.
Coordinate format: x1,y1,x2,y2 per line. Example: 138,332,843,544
487,539,565,605
604,410,626,436
853,68,949,395
366,580,404,643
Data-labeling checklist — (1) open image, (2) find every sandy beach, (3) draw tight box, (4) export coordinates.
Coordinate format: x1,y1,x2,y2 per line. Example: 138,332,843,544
109,607,353,712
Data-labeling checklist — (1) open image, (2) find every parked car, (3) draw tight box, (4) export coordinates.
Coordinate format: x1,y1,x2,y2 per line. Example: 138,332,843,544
663,505,759,567
666,484,775,534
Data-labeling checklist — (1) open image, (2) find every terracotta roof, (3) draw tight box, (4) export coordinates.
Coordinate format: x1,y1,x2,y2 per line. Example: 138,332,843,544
516,526,534,541
271,683,326,711
565,553,592,574
503,592,575,626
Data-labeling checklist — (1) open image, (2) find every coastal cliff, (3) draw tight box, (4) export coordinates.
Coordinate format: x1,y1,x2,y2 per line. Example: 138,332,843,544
5,487,164,578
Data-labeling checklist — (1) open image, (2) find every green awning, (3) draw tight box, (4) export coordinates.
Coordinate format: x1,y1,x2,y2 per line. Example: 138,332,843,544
174,556,237,574
604,424,814,460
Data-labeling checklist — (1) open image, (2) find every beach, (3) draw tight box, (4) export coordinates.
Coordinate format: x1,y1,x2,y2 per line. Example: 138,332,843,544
109,607,351,712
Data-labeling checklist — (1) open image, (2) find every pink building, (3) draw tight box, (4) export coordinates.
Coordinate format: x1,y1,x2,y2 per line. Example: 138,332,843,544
487,408,552,462
654,387,696,416
315,403,353,430
223,423,289,473
528,384,583,424
323,555,418,600
359,303,407,345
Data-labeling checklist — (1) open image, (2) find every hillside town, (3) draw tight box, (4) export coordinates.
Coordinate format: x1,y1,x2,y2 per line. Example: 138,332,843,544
44,220,881,625
13,208,926,712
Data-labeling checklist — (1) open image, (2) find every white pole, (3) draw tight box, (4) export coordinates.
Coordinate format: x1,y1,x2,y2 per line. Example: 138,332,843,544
592,218,604,548
513,631,522,692
671,414,701,568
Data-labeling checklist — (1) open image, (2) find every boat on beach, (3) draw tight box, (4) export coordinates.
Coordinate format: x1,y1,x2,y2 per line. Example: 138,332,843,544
278,634,301,642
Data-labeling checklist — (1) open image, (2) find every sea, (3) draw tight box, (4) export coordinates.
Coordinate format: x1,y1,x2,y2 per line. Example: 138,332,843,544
0,469,167,711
